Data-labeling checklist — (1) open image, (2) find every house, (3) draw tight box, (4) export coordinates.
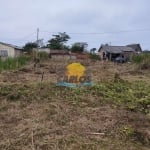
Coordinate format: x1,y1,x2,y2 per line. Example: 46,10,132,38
49,50,76,60
0,42,23,58
126,44,142,53
49,49,90,60
98,44,135,61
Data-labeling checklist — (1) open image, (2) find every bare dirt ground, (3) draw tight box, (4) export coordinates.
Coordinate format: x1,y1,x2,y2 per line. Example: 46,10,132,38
0,59,150,150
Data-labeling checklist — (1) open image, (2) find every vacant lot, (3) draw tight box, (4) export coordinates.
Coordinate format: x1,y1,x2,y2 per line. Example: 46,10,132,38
0,59,150,150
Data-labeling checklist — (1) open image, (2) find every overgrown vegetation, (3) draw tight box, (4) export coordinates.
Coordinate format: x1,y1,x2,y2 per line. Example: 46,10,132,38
52,81,150,114
38,51,49,61
0,80,150,149
0,56,31,71
132,53,150,70
1,80,149,114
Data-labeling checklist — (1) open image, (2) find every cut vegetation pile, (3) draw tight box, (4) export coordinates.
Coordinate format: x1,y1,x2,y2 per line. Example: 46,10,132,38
0,59,150,150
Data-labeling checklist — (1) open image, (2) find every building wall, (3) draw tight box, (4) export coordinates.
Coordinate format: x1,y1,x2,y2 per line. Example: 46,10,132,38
123,51,134,61
98,48,105,60
0,43,15,57
51,54,76,60
76,53,89,60
33,48,50,53
15,49,22,57
39,48,50,53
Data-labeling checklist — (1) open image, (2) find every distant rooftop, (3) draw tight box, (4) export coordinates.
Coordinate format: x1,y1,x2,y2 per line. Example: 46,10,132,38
99,45,135,54
0,42,23,50
126,44,142,52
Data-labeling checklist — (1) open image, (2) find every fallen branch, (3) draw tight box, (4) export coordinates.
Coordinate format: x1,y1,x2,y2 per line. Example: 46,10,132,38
85,132,105,136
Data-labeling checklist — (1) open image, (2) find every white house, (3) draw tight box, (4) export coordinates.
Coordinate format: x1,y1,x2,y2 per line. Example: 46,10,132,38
33,48,50,53
0,42,23,58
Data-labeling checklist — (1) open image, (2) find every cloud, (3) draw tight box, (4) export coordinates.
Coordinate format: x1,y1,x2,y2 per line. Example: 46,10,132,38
0,0,150,50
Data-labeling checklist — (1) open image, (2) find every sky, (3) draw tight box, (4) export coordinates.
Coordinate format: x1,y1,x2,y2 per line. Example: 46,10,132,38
0,0,150,51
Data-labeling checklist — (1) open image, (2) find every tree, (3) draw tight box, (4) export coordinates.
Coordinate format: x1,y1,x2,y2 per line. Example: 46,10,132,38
71,45,84,53
71,42,88,53
90,48,96,54
23,42,38,53
47,32,70,50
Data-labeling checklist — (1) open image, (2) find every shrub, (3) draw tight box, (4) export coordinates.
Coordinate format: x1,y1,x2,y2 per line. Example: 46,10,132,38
0,56,31,71
132,53,150,70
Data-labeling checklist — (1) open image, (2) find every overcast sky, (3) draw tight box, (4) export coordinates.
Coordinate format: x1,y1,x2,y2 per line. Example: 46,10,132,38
0,0,150,50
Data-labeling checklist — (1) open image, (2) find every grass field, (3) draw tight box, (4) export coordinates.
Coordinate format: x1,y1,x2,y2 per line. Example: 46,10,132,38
0,59,149,150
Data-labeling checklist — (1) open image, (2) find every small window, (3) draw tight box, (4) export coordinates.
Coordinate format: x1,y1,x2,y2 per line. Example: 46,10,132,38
0,50,8,57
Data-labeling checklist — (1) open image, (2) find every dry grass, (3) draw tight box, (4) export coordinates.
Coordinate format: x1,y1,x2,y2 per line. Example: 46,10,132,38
0,59,150,150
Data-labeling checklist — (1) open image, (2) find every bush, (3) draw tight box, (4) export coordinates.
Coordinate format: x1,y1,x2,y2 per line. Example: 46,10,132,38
132,53,150,70
0,56,31,71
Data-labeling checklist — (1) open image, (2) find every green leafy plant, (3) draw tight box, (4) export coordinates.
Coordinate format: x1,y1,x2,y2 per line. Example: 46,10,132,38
0,56,31,71
120,125,134,137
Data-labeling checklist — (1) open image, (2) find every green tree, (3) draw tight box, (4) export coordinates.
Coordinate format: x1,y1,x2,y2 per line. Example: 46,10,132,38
71,42,88,53
90,48,96,54
47,32,70,50
23,42,38,53
71,45,84,53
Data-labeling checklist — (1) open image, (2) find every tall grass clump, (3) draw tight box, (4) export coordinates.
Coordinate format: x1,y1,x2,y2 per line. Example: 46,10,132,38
0,56,31,72
132,53,150,70
38,51,49,61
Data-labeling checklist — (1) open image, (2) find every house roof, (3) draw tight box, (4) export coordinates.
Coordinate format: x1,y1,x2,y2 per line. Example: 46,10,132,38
99,45,135,54
126,44,142,52
0,42,23,50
